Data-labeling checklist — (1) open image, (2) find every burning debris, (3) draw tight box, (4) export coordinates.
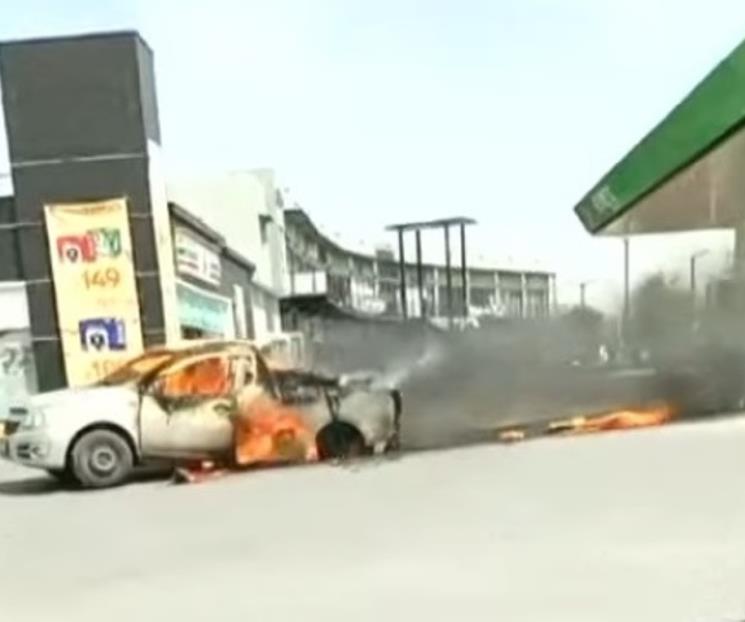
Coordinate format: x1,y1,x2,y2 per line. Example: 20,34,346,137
493,403,676,446
569,403,674,434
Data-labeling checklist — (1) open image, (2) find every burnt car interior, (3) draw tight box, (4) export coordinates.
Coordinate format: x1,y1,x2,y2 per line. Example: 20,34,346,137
147,355,235,413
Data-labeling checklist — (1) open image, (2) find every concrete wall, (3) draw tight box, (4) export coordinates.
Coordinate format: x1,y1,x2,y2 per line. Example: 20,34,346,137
0,284,36,416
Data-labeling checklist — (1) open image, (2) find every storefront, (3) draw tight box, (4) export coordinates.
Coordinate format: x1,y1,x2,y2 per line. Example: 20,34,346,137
176,280,236,339
169,203,255,342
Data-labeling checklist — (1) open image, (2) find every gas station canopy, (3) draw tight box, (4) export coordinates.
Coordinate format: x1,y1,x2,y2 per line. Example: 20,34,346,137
574,39,745,236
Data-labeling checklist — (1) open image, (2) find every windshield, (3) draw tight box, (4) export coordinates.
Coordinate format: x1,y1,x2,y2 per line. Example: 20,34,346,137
97,350,177,386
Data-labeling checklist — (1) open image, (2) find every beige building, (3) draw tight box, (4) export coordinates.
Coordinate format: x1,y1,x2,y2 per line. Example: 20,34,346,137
168,169,288,342
284,207,556,323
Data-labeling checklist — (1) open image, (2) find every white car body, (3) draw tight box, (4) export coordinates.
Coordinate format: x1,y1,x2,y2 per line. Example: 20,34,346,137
1,385,141,471
0,340,401,485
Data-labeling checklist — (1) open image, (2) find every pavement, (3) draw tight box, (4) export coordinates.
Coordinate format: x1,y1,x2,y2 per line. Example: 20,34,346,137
2,417,745,622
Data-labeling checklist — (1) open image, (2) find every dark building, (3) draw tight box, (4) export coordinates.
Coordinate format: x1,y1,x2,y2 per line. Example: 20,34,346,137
0,32,255,392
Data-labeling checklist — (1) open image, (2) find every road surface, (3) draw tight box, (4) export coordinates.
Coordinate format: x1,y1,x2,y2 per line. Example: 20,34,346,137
1,417,744,622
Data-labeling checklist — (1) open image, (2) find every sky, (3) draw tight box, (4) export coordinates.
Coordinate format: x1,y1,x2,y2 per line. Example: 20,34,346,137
1,0,745,311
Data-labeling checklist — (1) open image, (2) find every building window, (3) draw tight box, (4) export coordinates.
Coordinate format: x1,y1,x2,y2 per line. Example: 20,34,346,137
259,215,272,245
470,288,492,308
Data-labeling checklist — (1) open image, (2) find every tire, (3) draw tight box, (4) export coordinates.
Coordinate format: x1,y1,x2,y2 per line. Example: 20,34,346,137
385,431,401,453
316,422,368,461
70,429,133,489
46,468,78,486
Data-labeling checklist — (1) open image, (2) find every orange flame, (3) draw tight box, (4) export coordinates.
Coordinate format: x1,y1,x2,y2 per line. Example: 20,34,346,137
233,394,318,466
582,403,673,432
549,403,675,436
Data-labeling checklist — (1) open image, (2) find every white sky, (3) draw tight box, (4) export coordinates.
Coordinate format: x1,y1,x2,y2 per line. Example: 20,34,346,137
1,0,745,311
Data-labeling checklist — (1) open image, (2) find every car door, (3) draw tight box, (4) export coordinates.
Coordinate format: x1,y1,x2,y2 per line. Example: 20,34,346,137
138,353,238,460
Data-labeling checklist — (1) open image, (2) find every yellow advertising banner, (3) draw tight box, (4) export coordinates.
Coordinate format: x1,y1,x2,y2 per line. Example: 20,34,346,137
44,198,144,386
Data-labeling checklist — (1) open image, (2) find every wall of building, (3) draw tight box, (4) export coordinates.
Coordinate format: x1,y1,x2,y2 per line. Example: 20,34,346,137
284,208,555,322
0,32,175,390
167,170,287,339
169,207,255,341
0,283,36,416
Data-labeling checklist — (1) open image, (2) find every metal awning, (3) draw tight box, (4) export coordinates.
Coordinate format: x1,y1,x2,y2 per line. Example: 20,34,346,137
280,294,401,324
574,38,745,236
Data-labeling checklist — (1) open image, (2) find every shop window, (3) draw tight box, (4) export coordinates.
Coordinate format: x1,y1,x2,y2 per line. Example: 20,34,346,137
181,326,219,340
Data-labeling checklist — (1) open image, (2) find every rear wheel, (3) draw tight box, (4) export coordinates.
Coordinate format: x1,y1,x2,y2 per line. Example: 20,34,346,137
70,429,133,489
316,422,368,461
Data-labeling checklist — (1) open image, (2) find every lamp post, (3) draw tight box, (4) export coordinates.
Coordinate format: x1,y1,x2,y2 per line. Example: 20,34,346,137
579,280,593,308
623,237,630,343
690,250,709,301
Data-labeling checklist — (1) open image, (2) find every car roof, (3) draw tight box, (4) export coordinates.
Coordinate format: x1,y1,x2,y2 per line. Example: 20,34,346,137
151,339,260,359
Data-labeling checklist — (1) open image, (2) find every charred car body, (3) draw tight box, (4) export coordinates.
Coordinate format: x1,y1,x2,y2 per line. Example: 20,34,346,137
0,341,402,488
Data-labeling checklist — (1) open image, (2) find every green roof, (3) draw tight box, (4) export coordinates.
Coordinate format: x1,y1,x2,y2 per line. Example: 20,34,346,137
574,38,745,233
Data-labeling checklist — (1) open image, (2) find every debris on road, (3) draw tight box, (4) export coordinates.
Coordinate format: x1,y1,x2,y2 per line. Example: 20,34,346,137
498,429,526,443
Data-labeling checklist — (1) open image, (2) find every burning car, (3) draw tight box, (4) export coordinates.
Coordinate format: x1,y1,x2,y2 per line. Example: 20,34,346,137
0,340,402,488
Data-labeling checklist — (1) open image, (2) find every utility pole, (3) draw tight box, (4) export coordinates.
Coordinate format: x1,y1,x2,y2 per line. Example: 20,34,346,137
415,229,424,317
444,225,453,328
459,222,468,318
580,281,588,308
396,229,407,319
690,250,709,304
385,217,475,331
623,237,630,342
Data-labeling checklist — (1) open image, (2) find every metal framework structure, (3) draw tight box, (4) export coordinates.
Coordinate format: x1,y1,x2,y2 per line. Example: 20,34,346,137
385,217,476,328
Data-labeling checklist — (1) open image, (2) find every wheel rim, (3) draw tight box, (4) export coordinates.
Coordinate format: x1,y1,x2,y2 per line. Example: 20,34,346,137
89,444,118,476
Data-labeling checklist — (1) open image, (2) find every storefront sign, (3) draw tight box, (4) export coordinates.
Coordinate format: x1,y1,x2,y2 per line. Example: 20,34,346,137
174,227,221,286
177,280,235,338
44,198,143,386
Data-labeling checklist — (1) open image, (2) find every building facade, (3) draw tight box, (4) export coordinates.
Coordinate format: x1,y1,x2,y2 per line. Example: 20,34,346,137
167,169,288,343
284,208,555,323
0,31,272,399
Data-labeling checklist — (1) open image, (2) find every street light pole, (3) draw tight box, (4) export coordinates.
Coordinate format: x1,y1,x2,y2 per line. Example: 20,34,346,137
690,250,709,302
623,237,630,341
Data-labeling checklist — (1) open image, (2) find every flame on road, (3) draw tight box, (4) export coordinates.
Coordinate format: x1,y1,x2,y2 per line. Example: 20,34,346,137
548,403,674,436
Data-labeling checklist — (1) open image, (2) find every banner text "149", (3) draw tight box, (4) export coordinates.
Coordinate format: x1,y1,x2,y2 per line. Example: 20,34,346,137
82,268,121,289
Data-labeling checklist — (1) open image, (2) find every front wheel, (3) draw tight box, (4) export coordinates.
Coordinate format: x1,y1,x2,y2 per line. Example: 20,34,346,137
70,429,133,489
46,468,78,486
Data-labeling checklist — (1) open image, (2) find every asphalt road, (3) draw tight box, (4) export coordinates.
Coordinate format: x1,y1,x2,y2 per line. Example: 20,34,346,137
2,418,745,622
